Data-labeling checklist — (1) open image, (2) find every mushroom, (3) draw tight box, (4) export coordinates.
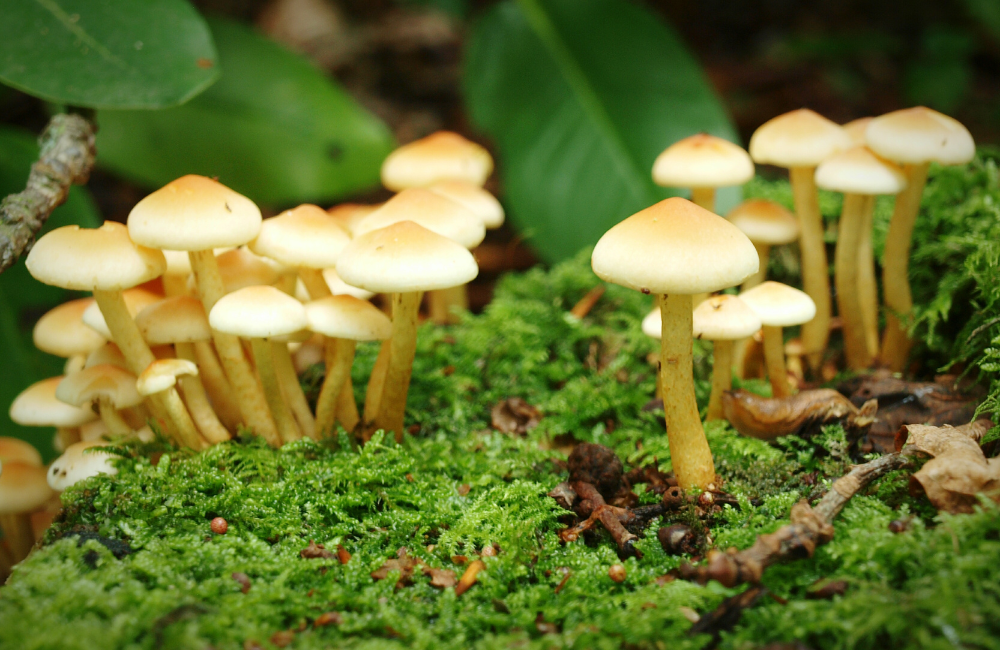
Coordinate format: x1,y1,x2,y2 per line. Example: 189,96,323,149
738,282,816,398
127,175,280,445
210,286,310,444
749,110,852,372
10,377,96,449
25,222,201,448
160,250,195,297
136,358,223,447
47,441,117,492
725,200,800,291
32,298,107,370
380,131,493,191
0,438,43,468
211,247,281,294
81,287,163,339
336,221,479,439
321,268,375,300
0,462,54,563
592,197,758,489
651,134,755,213
56,364,145,437
864,107,975,371
815,147,907,369
693,296,762,420
326,203,379,236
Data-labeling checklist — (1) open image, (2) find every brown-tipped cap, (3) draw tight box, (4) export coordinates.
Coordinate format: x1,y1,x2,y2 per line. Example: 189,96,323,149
321,268,375,300
10,377,98,428
26,222,166,291
85,343,128,370
249,205,351,269
33,298,107,358
381,131,493,191
726,199,800,245
652,134,754,189
0,437,43,467
739,281,816,327
137,359,198,396
815,146,908,195
213,248,280,294
136,296,212,345
82,288,163,339
865,107,975,165
209,285,308,339
336,221,479,293
327,203,379,236
127,175,262,251
352,188,486,249
305,295,392,341
0,462,55,512
56,364,143,409
47,441,117,492
427,181,505,229
592,197,759,295
749,109,852,168
842,117,873,147
693,295,762,340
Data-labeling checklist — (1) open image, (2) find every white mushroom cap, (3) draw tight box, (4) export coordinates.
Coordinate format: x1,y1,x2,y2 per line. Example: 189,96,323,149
427,181,505,229
137,359,198,396
135,296,212,345
726,200,800,246
79,419,109,442
842,117,873,147
211,248,281,294
33,298,107,358
381,131,493,191
305,296,393,341
693,295,763,340
56,364,144,409
814,146,908,195
47,441,117,492
85,343,129,370
10,377,98,428
865,107,975,165
321,268,375,300
82,288,163,339
352,188,486,250
641,307,662,339
0,462,55,511
209,285,309,339
652,134,755,189
249,204,351,269
739,281,816,327
749,109,852,168
326,203,379,236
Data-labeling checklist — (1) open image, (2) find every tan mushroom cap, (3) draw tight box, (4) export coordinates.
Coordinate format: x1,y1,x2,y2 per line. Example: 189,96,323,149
209,285,308,339
815,146,908,195
127,175,262,251
427,181,505,229
693,295,763,340
652,134,755,188
326,203,379,236
726,200,800,245
136,296,212,345
865,106,975,165
47,441,117,492
249,205,351,269
56,364,144,409
305,295,393,341
641,307,662,339
381,131,493,191
592,197,759,295
33,298,107,358
0,437,43,467
137,359,198,396
213,248,280,293
321,268,375,300
352,188,486,249
336,221,479,294
82,287,163,339
79,419,109,442
162,249,194,277
26,222,166,291
10,377,98,428
739,281,816,327
842,117,873,147
85,343,128,370
0,462,55,512
749,109,852,168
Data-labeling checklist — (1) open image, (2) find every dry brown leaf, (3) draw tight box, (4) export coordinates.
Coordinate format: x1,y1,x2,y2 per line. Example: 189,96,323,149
721,389,876,441
490,397,542,435
423,566,457,588
300,541,335,559
371,548,422,588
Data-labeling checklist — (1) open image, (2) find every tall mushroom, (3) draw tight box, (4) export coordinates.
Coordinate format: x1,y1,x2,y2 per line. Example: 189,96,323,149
652,134,755,213
693,296,762,421
738,282,816,399
725,200,800,291
864,107,975,370
592,197,758,489
749,110,851,372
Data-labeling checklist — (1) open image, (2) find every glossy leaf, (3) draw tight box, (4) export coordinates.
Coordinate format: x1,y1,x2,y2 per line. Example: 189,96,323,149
0,0,218,109
0,127,101,460
96,17,396,206
464,0,740,262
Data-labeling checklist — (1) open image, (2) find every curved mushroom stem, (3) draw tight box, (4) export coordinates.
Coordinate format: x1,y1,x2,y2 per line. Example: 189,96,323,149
835,193,873,370
707,339,733,421
762,325,791,398
659,293,716,489
64,355,86,375
428,285,468,325
364,340,392,427
316,338,356,437
250,338,301,444
298,268,330,300
56,427,80,450
789,166,832,374
337,380,359,432
0,513,35,563
690,187,716,213
175,342,231,444
742,243,770,291
375,291,422,441
189,250,280,445
857,195,880,362
272,341,316,440
882,162,930,371
193,340,242,431
97,398,131,436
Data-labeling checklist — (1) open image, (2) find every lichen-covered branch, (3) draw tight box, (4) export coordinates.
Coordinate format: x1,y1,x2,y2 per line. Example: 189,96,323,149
0,113,97,273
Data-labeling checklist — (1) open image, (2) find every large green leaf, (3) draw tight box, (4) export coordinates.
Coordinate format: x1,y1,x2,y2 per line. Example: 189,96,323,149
0,127,101,461
96,18,396,206
463,0,740,262
0,0,218,109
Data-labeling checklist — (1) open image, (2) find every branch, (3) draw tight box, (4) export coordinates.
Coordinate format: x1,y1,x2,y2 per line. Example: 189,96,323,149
0,113,97,273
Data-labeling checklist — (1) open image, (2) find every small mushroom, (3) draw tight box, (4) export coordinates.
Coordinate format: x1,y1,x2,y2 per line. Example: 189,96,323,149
725,200,799,291
0,462,54,563
56,364,144,437
47,441,117,492
10,377,96,449
380,131,493,191
137,359,213,449
692,296,762,420
652,133,754,213
739,282,816,398
32,298,107,360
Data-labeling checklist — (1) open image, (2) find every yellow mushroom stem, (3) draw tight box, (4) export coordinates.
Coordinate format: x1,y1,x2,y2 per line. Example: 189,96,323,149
175,342,232,444
364,340,392,427
858,198,879,360
428,285,468,325
762,325,791,399
375,291,423,441
96,398,131,436
161,274,189,297
56,427,80,449
788,166,832,374
835,193,874,370
337,380,359,432
298,268,330,300
689,187,715,213
316,338,357,437
882,162,930,371
249,338,301,444
0,513,35,563
272,341,316,440
707,339,733,421
92,289,202,448
189,249,280,446
193,340,242,432
659,293,716,489
742,243,770,291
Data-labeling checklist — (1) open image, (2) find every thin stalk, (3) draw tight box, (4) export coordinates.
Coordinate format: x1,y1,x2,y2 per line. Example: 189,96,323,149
762,325,790,398
250,338,301,444
97,398,131,436
742,243,770,291
337,380,359,432
835,193,872,369
298,268,331,299
857,195,879,361
788,166,831,373
272,341,316,440
56,427,79,450
193,340,242,431
428,285,468,325
316,338,356,437
0,513,34,563
707,339,732,421
375,291,422,440
690,187,716,213
176,342,231,444
363,340,392,426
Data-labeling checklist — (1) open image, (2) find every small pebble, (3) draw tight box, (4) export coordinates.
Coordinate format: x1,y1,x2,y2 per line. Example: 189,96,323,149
211,517,228,535
608,564,626,583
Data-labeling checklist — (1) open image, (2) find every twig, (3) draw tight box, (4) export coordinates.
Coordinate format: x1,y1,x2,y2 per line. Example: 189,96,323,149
559,481,642,558
0,113,97,273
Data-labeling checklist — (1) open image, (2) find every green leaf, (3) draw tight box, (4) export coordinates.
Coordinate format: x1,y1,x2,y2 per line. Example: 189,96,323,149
0,0,218,109
463,0,739,263
95,17,396,206
0,126,101,461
